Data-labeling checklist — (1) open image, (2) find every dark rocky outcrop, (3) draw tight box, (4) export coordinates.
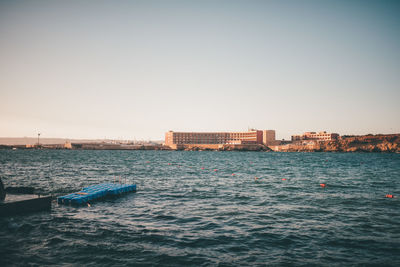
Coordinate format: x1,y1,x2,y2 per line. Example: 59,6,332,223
271,134,400,152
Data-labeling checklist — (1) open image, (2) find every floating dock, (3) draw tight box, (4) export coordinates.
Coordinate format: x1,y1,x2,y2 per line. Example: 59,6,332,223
57,183,136,205
0,194,52,216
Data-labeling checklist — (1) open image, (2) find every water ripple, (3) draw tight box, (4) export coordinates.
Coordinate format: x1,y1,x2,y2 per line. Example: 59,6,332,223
0,150,399,266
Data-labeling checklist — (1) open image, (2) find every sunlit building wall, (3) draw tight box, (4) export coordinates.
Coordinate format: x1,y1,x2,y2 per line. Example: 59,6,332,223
291,131,339,141
165,130,267,146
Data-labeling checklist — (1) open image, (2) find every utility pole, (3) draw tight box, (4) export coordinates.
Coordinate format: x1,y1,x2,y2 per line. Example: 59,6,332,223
37,133,41,147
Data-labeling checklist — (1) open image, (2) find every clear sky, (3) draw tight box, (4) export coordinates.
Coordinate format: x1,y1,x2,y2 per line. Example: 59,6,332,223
1,0,399,140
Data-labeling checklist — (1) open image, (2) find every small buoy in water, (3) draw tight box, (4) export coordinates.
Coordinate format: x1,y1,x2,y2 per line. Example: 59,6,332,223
386,194,394,198
282,178,286,181
146,161,150,164
320,183,326,188
201,167,205,170
254,176,259,181
232,173,235,176
214,169,218,172
168,163,171,165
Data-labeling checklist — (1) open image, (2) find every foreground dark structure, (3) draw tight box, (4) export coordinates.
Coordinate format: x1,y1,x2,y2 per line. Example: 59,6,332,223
0,178,51,216
0,195,52,216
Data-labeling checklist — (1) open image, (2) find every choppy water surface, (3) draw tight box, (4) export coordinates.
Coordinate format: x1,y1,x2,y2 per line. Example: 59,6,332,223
0,150,399,266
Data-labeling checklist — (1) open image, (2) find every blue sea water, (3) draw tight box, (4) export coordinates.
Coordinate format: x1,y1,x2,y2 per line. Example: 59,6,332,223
0,150,399,266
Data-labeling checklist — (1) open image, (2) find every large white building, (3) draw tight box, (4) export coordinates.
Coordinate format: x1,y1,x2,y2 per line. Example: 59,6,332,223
165,130,276,146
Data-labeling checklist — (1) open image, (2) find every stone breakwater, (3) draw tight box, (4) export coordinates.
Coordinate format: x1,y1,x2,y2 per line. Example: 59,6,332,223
271,134,400,152
166,143,271,151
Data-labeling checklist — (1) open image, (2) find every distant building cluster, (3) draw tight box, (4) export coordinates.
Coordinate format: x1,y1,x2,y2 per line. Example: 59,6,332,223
291,131,339,142
165,130,340,148
165,130,276,146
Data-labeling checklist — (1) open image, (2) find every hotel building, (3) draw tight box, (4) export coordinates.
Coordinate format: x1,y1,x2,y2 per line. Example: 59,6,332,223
165,130,276,146
291,131,339,141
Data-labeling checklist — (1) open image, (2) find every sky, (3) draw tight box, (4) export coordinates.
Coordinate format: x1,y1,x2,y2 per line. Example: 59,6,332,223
0,0,399,140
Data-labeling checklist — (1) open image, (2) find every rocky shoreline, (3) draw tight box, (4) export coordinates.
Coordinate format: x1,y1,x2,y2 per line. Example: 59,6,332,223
179,144,270,152
270,134,400,153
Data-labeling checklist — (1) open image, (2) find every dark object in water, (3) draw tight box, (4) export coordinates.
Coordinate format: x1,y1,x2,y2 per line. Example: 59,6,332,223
0,195,52,216
0,178,5,201
0,178,51,216
5,186,35,194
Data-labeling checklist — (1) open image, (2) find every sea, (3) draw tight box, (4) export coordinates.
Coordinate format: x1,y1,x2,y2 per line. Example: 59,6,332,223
0,150,399,266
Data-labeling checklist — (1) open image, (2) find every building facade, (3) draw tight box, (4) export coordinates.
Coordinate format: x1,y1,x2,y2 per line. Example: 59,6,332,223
165,130,275,146
291,131,339,141
262,130,276,145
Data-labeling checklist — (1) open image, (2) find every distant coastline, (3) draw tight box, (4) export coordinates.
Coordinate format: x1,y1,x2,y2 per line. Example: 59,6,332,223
0,134,399,153
0,137,162,146
269,134,400,153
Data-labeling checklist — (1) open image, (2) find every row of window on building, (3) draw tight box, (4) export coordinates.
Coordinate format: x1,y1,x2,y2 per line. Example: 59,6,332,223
165,130,276,146
291,131,339,141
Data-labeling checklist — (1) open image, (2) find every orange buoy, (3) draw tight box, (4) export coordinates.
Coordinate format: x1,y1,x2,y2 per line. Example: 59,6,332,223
201,167,205,170
232,173,235,176
168,163,171,165
320,183,326,188
254,176,259,181
282,178,286,181
214,169,218,172
146,161,150,163
386,194,394,198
